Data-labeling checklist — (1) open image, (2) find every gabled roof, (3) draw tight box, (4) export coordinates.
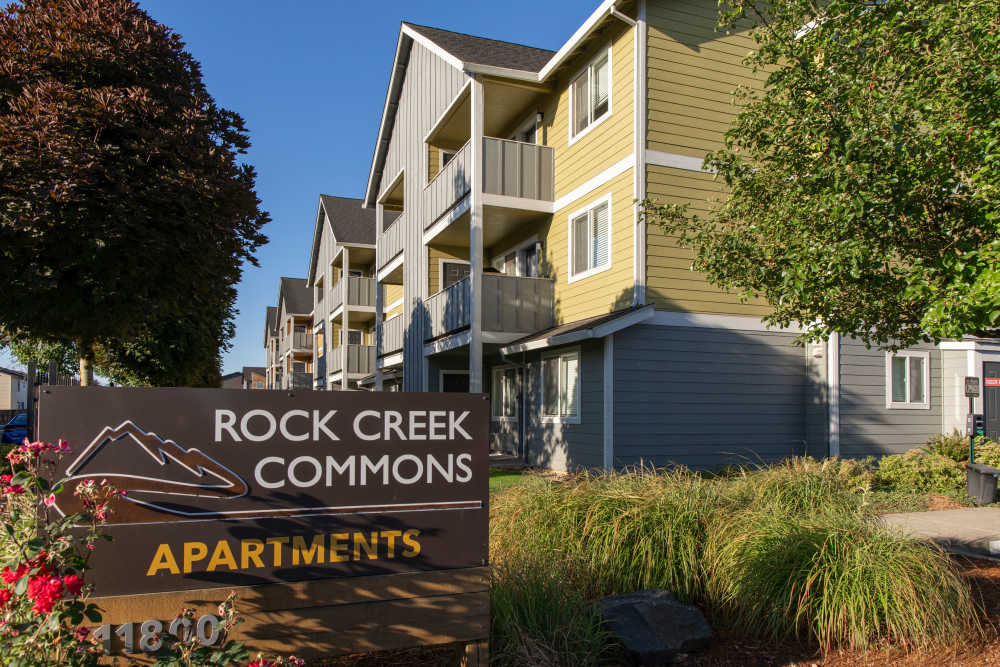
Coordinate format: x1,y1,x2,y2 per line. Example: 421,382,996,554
308,195,377,285
277,277,312,317
264,306,277,345
403,23,554,74
365,1,631,207
0,367,26,380
242,366,265,384
501,305,654,354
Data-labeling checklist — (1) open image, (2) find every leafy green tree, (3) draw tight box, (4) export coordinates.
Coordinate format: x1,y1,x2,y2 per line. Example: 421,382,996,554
0,0,268,385
641,0,1000,348
4,337,77,376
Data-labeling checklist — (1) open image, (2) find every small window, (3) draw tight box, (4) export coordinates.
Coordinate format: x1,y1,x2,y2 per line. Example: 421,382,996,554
491,367,519,421
441,149,455,166
885,351,929,409
347,330,362,346
256,381,263,389
541,350,580,423
570,48,610,140
570,197,611,280
441,261,470,290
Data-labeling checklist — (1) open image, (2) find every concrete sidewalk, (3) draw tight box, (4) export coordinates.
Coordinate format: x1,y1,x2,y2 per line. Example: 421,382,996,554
881,508,1000,559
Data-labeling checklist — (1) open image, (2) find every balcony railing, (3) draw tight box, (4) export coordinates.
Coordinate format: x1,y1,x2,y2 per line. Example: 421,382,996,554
284,371,312,390
381,315,404,356
482,137,555,201
376,209,406,271
424,140,471,230
292,331,313,350
329,276,377,314
329,345,376,376
424,274,554,340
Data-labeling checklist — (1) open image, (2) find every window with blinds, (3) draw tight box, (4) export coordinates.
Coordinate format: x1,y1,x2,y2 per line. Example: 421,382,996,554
541,350,581,422
571,199,611,279
885,351,929,409
491,367,519,420
570,49,611,139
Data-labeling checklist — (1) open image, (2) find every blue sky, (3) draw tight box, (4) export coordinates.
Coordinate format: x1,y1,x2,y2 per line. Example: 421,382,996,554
0,0,599,376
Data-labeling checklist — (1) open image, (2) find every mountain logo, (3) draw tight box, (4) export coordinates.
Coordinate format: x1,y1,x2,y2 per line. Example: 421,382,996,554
54,421,248,525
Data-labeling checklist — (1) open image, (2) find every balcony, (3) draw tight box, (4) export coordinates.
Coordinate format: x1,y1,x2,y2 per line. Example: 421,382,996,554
376,209,406,279
381,315,404,357
424,274,554,340
482,137,554,202
329,345,376,377
329,276,377,316
279,331,314,357
284,371,312,390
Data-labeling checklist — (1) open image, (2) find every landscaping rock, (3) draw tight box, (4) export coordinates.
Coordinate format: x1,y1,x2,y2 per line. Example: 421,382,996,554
596,589,712,665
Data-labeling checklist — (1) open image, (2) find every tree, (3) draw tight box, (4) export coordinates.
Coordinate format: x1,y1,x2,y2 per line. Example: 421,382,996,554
4,337,77,376
640,0,1000,348
0,0,268,385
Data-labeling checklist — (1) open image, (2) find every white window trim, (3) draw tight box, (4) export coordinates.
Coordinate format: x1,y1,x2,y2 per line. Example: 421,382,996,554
439,369,470,392
490,235,539,275
567,193,613,284
568,44,613,147
438,258,471,291
540,347,582,425
885,350,930,410
491,365,519,422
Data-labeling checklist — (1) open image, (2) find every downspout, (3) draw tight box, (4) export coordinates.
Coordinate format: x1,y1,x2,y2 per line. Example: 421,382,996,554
501,349,531,463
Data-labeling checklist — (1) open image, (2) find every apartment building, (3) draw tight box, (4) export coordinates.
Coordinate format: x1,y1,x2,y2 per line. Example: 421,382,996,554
347,0,994,470
306,195,379,390
242,367,266,390
265,277,315,390
0,368,27,410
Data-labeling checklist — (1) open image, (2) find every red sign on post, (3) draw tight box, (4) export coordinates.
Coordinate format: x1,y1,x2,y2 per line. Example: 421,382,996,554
985,378,1000,388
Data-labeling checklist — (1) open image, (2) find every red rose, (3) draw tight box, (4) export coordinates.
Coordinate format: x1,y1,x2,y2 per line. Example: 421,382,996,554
62,575,84,596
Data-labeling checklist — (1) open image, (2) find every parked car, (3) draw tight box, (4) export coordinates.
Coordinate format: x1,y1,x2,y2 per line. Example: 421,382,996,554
1,413,27,445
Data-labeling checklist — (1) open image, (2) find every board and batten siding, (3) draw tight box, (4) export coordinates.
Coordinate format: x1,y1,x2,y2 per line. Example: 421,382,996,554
612,324,809,468
646,0,764,159
519,340,605,472
376,41,468,390
838,339,942,457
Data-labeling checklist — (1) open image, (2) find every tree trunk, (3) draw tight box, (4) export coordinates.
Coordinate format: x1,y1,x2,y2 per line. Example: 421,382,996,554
78,342,95,387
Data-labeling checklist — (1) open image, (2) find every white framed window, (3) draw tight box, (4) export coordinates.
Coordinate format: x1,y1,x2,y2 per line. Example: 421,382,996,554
440,259,471,290
541,349,581,424
569,46,611,143
346,329,362,346
441,149,456,166
491,366,519,421
568,195,611,282
885,350,930,409
491,236,541,278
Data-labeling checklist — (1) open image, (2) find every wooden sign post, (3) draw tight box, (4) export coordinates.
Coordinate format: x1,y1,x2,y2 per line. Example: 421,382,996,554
36,387,489,662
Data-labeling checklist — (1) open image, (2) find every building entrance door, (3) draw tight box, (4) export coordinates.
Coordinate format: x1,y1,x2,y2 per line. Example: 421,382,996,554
983,362,1000,441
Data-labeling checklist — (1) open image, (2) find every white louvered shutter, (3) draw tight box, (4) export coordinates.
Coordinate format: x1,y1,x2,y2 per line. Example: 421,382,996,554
591,203,609,269
560,354,579,417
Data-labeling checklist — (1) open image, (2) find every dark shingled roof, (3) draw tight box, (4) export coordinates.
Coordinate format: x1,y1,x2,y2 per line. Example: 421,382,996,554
320,195,376,245
404,22,555,73
505,305,649,347
265,306,277,333
279,277,312,315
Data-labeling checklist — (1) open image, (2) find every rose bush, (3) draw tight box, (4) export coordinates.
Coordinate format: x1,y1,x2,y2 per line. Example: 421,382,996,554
0,440,302,667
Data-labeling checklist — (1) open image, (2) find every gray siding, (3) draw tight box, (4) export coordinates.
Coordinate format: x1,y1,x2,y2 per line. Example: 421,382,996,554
838,339,941,457
515,340,605,472
612,324,810,469
376,41,468,391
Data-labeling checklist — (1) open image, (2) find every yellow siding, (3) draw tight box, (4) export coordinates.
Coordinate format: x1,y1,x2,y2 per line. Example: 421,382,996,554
383,284,403,318
549,169,635,323
427,245,469,295
646,0,765,158
645,165,768,315
538,22,634,200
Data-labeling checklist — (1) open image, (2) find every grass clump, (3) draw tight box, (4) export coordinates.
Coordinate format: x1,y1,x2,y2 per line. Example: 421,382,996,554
490,458,978,664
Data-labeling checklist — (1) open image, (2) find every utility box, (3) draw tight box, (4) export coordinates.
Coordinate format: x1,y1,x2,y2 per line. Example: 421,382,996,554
967,413,985,438
967,462,1000,505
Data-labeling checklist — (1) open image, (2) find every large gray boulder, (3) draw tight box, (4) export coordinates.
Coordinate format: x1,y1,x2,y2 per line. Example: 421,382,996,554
596,589,713,665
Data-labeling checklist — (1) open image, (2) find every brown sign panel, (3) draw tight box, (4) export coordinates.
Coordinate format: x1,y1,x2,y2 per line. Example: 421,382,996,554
37,387,489,597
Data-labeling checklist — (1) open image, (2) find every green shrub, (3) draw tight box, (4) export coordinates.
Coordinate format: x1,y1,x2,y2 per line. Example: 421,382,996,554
975,438,1000,468
874,449,964,493
925,430,970,462
704,508,975,649
490,462,976,660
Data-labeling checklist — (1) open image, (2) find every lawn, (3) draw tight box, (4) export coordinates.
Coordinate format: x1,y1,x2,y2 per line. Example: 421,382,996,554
489,469,527,494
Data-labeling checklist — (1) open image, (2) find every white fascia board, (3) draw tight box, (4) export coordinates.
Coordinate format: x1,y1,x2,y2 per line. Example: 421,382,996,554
500,306,653,355
376,252,404,283
481,193,554,213
400,24,465,71
377,352,403,369
423,194,471,245
464,62,540,82
538,0,619,81
424,329,472,356
364,30,410,208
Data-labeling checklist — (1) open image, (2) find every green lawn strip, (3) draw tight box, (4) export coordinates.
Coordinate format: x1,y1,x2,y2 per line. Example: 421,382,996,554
489,469,527,493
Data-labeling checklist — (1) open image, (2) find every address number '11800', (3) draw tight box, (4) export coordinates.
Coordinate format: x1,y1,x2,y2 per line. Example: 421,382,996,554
93,614,222,654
